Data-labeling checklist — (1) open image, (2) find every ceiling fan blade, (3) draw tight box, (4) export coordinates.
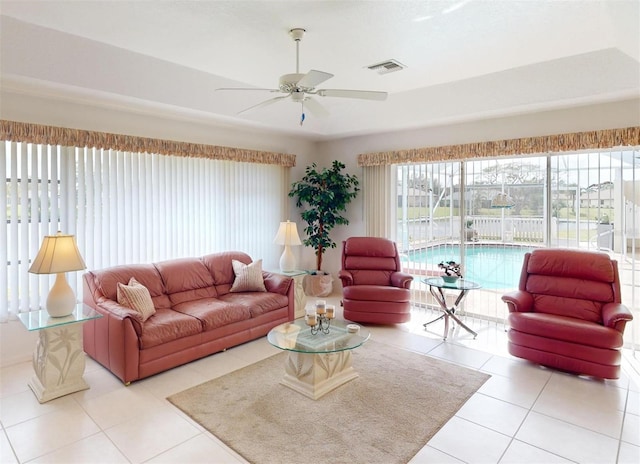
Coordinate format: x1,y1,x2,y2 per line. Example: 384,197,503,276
303,97,330,118
317,89,388,101
297,70,334,88
216,88,279,92
237,95,290,115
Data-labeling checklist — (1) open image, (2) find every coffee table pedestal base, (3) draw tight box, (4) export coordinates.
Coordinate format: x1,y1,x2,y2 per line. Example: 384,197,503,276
281,351,358,399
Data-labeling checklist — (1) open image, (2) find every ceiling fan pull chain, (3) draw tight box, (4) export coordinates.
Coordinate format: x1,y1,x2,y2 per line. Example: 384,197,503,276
300,102,305,126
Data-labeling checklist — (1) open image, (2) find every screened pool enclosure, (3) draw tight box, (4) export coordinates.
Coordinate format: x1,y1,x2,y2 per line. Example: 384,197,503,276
393,150,639,350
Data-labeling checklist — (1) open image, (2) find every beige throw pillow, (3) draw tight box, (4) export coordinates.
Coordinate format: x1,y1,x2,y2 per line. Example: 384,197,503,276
230,259,266,292
117,277,156,321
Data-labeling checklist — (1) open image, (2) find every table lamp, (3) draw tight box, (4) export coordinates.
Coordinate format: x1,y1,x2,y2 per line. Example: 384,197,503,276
273,220,302,272
29,232,87,317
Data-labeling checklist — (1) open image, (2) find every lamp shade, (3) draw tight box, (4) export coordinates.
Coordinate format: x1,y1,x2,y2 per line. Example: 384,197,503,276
273,221,302,246
29,232,86,274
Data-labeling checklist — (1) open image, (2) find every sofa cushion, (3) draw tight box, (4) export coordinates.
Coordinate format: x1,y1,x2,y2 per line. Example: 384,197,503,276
230,259,266,292
201,252,252,288
90,264,172,310
173,298,251,330
154,258,218,305
117,277,156,322
218,292,289,317
139,308,203,349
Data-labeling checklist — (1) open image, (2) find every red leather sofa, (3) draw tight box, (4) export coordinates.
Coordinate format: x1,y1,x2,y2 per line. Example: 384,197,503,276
502,248,633,379
83,251,293,383
339,237,413,324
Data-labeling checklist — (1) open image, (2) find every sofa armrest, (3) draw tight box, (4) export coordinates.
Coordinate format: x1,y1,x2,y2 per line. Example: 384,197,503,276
262,272,293,295
338,270,353,287
602,302,634,333
391,271,413,289
95,298,143,321
501,290,534,313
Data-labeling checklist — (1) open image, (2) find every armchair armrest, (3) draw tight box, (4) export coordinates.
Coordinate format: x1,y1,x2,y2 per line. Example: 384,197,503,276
338,270,354,287
602,302,634,333
391,271,413,289
501,290,534,313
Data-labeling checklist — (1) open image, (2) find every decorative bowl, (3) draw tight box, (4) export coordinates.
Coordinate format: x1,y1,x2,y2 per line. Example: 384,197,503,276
441,276,460,284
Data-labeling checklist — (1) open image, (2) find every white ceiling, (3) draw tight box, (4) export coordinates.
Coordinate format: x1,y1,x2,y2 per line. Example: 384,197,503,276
1,0,639,140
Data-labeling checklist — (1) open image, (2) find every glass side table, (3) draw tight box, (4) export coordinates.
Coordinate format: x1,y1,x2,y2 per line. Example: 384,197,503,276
18,304,102,403
422,277,481,340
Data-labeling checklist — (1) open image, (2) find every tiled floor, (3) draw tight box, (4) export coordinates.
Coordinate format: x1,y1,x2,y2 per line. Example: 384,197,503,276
1,297,639,463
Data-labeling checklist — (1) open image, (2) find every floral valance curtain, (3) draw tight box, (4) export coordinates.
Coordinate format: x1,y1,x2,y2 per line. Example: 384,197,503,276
358,126,640,166
0,120,296,167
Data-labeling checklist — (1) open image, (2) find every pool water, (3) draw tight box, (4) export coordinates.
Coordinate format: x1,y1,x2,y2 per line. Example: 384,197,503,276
404,245,536,290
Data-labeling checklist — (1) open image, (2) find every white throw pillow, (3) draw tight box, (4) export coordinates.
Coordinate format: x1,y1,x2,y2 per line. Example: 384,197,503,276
230,259,267,292
117,277,156,321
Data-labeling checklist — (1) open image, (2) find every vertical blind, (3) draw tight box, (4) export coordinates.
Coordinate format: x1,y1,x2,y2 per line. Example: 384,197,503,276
1,141,289,322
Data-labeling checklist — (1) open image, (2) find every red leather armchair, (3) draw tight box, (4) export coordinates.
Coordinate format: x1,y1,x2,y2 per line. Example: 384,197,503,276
502,248,633,379
339,237,413,324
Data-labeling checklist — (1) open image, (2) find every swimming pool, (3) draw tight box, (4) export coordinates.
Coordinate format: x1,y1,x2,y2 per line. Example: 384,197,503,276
404,245,536,290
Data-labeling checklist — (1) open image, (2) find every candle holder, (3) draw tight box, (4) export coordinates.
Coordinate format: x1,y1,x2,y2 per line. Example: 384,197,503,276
305,301,335,335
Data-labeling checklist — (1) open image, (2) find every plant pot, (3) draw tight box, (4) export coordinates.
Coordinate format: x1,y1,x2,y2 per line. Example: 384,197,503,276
441,276,460,284
303,273,333,297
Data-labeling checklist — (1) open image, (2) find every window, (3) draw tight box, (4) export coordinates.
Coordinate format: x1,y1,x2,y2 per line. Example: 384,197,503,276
2,141,289,321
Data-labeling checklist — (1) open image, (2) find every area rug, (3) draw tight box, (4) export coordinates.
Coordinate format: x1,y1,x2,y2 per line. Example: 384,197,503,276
167,341,490,464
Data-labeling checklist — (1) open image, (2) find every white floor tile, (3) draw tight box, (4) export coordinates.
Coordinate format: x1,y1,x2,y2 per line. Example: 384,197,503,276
134,363,209,399
79,383,168,429
617,441,640,464
428,416,511,463
499,439,573,463
104,406,200,463
532,373,626,438
516,411,619,463
478,373,547,409
428,342,493,370
622,412,640,446
28,432,129,463
146,433,245,463
456,393,528,436
0,428,18,463
4,403,101,462
0,362,32,398
0,389,77,428
409,445,464,463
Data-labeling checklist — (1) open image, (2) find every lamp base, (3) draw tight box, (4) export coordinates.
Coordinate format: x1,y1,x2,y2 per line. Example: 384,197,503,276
279,245,297,273
46,273,76,317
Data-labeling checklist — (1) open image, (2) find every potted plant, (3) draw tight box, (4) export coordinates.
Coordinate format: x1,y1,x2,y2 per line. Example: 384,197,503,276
438,261,463,284
289,160,359,296
465,219,478,241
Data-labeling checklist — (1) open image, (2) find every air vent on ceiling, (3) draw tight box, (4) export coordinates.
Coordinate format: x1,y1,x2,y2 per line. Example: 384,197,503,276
367,59,406,75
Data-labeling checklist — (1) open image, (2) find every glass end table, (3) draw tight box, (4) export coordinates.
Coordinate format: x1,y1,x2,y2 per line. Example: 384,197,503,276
422,277,481,340
18,304,102,403
267,319,370,399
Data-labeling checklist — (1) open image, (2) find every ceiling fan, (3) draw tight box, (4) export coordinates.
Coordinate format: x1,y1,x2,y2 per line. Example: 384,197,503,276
216,28,388,125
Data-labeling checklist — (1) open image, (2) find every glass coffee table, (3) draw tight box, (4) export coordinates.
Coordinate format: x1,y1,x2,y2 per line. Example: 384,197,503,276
267,319,370,399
